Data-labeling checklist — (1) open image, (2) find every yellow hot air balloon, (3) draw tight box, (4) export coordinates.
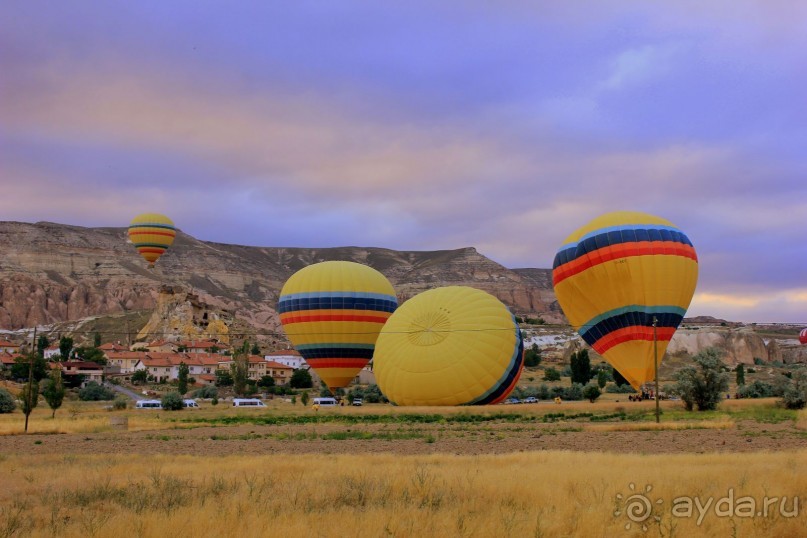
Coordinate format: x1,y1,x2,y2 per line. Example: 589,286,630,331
278,261,398,391
373,286,524,406
552,211,698,389
128,213,176,268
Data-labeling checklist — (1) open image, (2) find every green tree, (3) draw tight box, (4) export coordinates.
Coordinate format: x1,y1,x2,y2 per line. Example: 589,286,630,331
257,375,276,388
42,368,66,418
597,369,608,389
177,362,190,396
37,335,50,358
523,343,542,367
612,368,629,387
674,347,730,411
0,388,16,413
215,369,234,387
11,353,49,382
74,346,107,365
543,367,561,382
300,390,310,406
131,369,148,384
583,384,601,403
161,391,184,411
19,381,39,431
780,370,807,410
289,368,313,389
570,349,591,385
250,342,261,355
58,336,74,361
78,382,115,401
735,364,746,386
93,332,102,348
231,354,249,396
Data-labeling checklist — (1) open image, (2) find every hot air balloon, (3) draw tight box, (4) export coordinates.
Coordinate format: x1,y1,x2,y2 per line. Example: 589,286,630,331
128,213,176,268
799,328,807,345
552,211,698,390
373,286,523,406
278,261,398,392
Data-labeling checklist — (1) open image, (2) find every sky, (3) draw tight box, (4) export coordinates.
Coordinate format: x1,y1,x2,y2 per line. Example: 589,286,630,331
2,1,806,324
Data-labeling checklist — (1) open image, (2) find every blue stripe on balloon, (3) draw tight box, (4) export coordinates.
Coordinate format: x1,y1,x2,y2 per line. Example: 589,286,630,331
295,346,376,360
579,307,685,347
466,322,524,406
278,296,398,314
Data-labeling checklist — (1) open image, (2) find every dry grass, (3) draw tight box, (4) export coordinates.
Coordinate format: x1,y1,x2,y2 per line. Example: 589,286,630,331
584,420,735,432
0,451,804,537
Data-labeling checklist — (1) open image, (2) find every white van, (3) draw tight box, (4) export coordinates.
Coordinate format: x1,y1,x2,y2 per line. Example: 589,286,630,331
232,398,266,408
135,400,162,409
312,397,338,407
183,399,199,408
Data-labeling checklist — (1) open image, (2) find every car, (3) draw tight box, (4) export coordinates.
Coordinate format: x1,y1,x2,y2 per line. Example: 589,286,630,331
232,398,266,407
352,398,363,406
182,399,199,408
523,397,538,403
504,398,520,405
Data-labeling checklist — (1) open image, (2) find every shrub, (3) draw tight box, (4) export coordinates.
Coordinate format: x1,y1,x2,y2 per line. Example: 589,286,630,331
0,388,15,413
551,383,584,401
674,348,729,411
606,383,636,394
780,371,807,410
289,369,313,389
543,367,561,382
737,380,778,399
193,386,219,399
78,382,116,401
753,357,765,365
113,398,128,410
161,391,184,411
583,384,601,403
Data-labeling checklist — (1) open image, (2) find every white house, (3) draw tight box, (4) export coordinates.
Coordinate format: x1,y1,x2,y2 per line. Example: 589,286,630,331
265,349,304,369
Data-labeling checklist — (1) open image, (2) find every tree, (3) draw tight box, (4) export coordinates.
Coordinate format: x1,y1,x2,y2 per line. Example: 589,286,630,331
257,375,276,389
11,353,49,382
250,342,261,355
570,349,591,385
612,368,629,387
37,335,50,358
597,369,608,389
42,368,66,418
735,364,746,386
78,382,115,401
289,368,313,389
300,391,310,407
19,381,39,431
93,332,102,348
231,354,249,396
523,344,542,367
0,388,16,413
58,336,74,361
215,369,234,387
74,346,107,365
780,370,807,410
543,367,561,382
161,391,184,411
177,362,190,396
583,384,601,403
674,347,730,411
131,369,148,384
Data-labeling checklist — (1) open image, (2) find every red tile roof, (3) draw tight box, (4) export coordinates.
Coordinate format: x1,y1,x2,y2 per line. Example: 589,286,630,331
265,349,301,357
264,360,294,370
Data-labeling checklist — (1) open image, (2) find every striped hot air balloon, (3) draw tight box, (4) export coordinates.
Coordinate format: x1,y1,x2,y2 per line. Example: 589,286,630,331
128,213,176,268
373,286,524,406
552,211,698,389
278,261,398,392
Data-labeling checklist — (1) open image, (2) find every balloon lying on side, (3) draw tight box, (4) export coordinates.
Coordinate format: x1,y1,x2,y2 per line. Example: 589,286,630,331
800,328,807,345
373,286,524,406
552,211,698,389
278,261,398,392
128,213,177,268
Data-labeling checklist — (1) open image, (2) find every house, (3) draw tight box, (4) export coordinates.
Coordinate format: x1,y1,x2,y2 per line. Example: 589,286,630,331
217,355,269,381
182,353,221,378
98,342,127,353
265,349,304,369
0,351,17,371
136,356,175,384
143,339,176,353
105,351,148,373
0,340,21,354
180,340,222,354
43,346,61,360
60,361,104,386
264,360,294,385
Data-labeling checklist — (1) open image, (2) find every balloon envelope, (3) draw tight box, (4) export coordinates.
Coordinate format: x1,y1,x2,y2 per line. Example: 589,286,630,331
552,211,698,389
373,286,523,406
278,261,398,391
799,328,807,345
128,213,176,267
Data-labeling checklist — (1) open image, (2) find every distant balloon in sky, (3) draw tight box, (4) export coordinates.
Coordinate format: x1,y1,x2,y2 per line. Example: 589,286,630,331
278,261,398,392
800,328,807,345
552,211,698,389
373,286,524,406
128,213,176,268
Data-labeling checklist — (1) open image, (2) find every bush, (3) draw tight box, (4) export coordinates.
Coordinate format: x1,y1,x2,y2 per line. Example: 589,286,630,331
543,367,561,382
113,398,128,410
551,383,584,401
193,386,219,399
78,382,116,401
674,348,729,411
0,388,16,413
289,369,313,389
606,383,637,394
161,391,184,411
737,380,779,399
583,384,601,402
780,371,807,410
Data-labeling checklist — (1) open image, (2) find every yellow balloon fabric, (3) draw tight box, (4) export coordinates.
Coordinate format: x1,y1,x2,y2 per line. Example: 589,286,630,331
278,261,398,391
552,211,698,389
128,213,176,267
373,286,524,406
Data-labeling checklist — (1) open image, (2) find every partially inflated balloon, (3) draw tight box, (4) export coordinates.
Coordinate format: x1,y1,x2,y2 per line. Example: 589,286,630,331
373,286,523,406
128,213,176,268
552,211,698,389
278,261,398,391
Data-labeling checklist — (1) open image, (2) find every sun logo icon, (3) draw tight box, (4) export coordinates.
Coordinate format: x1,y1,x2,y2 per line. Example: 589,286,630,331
614,483,663,531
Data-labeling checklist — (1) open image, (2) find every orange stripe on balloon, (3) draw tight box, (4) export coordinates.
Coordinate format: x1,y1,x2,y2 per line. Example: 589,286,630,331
553,242,697,285
592,326,676,355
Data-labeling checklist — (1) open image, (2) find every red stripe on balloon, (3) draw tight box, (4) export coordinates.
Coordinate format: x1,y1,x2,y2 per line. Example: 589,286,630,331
129,230,176,238
303,359,370,369
592,326,676,355
280,313,390,324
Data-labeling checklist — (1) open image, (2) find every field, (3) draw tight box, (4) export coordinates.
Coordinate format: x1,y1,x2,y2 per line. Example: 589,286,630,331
1,398,805,537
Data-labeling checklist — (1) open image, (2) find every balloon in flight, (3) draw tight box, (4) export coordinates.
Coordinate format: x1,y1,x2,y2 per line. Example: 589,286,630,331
799,328,807,345
373,286,524,406
552,211,698,389
128,213,176,268
278,261,398,391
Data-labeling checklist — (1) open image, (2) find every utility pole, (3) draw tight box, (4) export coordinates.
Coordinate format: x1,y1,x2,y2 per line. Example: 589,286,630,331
24,326,38,433
653,316,660,424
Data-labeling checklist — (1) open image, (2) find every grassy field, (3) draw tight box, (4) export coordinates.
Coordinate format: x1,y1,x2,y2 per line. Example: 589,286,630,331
1,450,804,537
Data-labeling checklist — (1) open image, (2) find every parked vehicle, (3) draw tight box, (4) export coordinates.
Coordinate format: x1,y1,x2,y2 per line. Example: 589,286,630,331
182,399,199,408
135,400,162,409
232,398,266,408
352,398,363,406
503,398,520,405
523,397,538,403
312,397,338,407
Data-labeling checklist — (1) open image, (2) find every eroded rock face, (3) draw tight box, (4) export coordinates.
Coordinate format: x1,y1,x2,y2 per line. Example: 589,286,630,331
0,222,561,337
668,329,780,365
